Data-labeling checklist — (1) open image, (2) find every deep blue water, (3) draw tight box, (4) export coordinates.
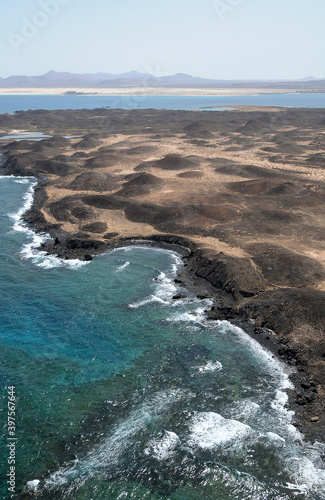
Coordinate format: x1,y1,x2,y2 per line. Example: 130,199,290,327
0,176,325,499
0,93,325,114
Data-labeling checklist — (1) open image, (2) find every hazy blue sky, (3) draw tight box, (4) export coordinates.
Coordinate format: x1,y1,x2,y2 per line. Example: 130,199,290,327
1,0,324,80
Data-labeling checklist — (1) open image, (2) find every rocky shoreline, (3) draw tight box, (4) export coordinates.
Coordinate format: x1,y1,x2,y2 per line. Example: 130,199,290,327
1,107,325,443
33,224,325,443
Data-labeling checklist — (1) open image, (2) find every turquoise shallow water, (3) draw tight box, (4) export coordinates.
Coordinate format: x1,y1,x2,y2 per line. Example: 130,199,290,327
0,93,325,114
0,177,325,500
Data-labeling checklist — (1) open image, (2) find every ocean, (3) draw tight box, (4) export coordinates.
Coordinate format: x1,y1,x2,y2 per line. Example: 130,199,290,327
0,177,325,499
0,92,325,114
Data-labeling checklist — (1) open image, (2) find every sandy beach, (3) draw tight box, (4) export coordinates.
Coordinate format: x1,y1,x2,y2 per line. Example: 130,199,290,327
0,86,316,96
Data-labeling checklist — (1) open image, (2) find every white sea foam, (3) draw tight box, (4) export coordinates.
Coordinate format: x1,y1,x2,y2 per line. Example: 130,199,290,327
188,411,252,450
227,401,289,448
285,454,325,495
156,271,166,280
209,467,289,500
186,410,325,497
25,479,40,492
164,250,183,276
153,270,178,300
42,389,188,491
271,388,300,443
15,178,30,184
110,246,184,308
266,431,286,443
197,360,223,373
8,179,88,269
128,267,181,309
116,261,130,272
230,400,261,420
108,245,183,270
169,316,306,451
128,264,181,309
218,321,293,385
167,306,209,326
159,316,304,451
144,431,180,460
9,178,37,223
18,232,88,270
217,321,299,439
128,294,169,309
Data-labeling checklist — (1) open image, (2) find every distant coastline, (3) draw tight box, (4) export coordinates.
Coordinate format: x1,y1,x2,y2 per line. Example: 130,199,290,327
1,86,325,96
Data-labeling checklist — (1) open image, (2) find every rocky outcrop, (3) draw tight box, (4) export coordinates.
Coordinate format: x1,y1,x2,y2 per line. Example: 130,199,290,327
189,251,264,300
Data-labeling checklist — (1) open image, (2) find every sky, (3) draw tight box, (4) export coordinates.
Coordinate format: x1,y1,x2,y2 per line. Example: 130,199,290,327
0,0,324,80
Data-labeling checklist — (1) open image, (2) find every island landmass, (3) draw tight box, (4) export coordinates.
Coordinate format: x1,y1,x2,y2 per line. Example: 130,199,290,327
1,106,325,443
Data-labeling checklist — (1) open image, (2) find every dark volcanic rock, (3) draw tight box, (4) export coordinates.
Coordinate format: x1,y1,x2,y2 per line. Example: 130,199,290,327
266,181,299,195
226,179,300,196
85,154,120,169
116,173,164,197
272,130,309,143
307,153,325,166
34,160,78,176
74,136,103,149
71,151,89,159
81,222,108,233
70,232,91,239
240,288,325,352
238,119,272,135
125,146,157,156
134,162,155,172
263,141,305,155
1,140,36,151
1,153,41,176
185,130,213,139
53,154,78,163
67,172,119,192
216,163,281,179
82,194,126,210
103,232,119,239
49,196,96,222
187,139,209,146
65,238,106,251
124,202,165,224
54,152,89,162
124,202,200,233
38,135,71,148
198,204,240,222
150,154,200,170
177,171,202,178
183,121,213,133
247,244,325,287
211,158,239,169
190,252,264,300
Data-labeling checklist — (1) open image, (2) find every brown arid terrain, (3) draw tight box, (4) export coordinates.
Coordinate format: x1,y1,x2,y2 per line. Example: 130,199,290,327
1,107,325,442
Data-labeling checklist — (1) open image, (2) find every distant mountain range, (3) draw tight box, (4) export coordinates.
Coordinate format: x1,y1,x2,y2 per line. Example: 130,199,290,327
1,70,325,89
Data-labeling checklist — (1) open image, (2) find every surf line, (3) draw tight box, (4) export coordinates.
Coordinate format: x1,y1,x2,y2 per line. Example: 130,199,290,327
7,176,88,269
